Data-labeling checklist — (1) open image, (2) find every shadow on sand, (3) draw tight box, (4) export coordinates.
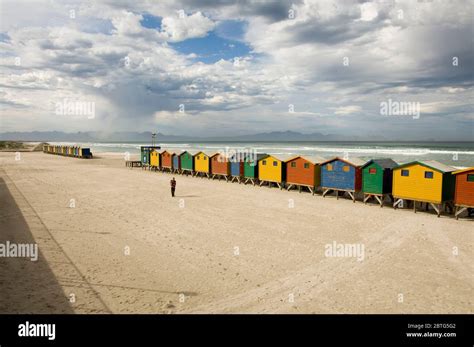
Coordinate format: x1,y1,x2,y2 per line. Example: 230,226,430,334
0,177,74,313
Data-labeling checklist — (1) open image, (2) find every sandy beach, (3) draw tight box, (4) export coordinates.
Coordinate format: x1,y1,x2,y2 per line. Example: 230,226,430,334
0,151,472,314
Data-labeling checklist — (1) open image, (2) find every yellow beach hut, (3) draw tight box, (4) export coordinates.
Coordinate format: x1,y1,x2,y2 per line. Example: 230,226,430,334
150,150,160,171
392,160,456,217
258,154,287,189
193,151,210,178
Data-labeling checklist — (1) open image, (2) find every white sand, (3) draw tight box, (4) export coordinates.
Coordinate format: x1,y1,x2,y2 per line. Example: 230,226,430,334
0,152,472,313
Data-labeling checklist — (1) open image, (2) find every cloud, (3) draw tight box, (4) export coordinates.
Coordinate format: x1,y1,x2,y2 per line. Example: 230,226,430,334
0,0,472,140
332,105,362,116
161,11,215,42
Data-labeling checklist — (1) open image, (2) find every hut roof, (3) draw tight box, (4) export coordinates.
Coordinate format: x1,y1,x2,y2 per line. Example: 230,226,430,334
395,160,456,173
362,158,398,169
257,154,273,161
285,155,326,164
185,150,207,157
209,152,231,159
178,150,197,156
453,167,474,175
229,152,258,161
272,154,299,162
320,156,366,167
244,153,268,162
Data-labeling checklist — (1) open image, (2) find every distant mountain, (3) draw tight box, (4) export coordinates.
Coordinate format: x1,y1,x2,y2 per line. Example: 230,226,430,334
0,130,370,142
210,131,343,141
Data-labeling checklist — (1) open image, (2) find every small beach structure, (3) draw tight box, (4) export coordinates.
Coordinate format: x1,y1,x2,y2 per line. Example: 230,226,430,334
361,158,398,207
140,146,161,168
285,155,325,194
320,157,366,202
243,153,267,185
149,150,160,170
179,151,194,175
43,145,92,159
210,152,231,181
171,152,181,173
258,154,287,189
160,150,173,172
193,151,211,178
392,160,456,217
452,167,474,219
228,153,247,183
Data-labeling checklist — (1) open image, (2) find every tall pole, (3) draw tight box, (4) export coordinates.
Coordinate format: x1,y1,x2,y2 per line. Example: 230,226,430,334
152,132,157,147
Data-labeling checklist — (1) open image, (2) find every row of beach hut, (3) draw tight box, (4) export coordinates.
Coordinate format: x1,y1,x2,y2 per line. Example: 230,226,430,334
43,145,93,159
139,148,473,219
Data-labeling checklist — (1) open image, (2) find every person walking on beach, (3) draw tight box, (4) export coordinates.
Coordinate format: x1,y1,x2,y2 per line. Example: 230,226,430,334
170,177,176,197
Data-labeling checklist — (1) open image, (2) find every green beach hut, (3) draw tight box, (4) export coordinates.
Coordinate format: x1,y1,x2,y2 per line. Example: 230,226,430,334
179,151,194,175
362,158,398,206
243,153,267,185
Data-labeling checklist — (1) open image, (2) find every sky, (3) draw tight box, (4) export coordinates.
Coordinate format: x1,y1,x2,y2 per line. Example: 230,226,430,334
0,0,473,140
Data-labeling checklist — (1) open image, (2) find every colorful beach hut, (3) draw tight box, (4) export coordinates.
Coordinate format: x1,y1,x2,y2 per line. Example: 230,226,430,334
452,167,474,219
320,157,366,202
172,152,181,173
285,155,325,194
160,150,172,172
392,160,456,217
77,147,93,159
179,151,194,175
193,151,211,178
229,153,246,183
150,150,160,170
258,154,286,189
243,153,267,185
210,153,231,181
361,158,398,206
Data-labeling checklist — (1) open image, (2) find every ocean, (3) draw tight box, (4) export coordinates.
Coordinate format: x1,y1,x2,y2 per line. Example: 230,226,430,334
49,141,474,168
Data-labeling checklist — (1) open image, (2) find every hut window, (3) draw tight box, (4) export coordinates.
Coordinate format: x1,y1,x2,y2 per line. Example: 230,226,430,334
291,162,296,168
369,168,376,174
304,163,309,169
343,165,350,172
424,171,433,179
273,161,278,166
467,174,474,182
197,155,200,160
327,164,333,171
262,160,266,165
401,170,409,177
214,157,217,161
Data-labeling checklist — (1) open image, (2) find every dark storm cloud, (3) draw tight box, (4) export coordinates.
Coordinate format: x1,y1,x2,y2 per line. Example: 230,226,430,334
179,0,303,22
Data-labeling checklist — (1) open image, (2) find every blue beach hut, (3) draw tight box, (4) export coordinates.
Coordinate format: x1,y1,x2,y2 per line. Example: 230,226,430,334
320,157,366,202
